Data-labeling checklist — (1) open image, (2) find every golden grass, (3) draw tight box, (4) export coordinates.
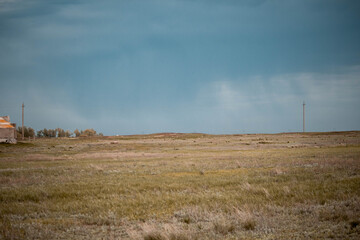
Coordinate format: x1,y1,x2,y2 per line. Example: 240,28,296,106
0,132,360,239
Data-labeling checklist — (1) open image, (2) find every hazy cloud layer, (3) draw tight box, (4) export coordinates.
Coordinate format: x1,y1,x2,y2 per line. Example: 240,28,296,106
1,0,360,134
196,67,360,133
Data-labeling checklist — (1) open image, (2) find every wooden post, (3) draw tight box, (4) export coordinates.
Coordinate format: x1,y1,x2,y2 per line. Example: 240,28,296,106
22,103,24,140
303,101,305,133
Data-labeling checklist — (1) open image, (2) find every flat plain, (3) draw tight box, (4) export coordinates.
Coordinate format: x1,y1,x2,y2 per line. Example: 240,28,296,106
0,131,360,239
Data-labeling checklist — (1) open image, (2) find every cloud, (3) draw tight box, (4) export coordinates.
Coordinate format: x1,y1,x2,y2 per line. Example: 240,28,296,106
214,69,360,109
194,67,360,133
0,0,20,12
0,83,90,131
25,89,89,130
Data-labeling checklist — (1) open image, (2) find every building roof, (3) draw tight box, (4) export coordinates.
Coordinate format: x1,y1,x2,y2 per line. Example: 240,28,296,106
0,117,15,129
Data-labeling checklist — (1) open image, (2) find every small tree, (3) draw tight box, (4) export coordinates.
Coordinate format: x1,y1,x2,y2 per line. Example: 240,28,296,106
74,129,81,137
43,128,49,137
81,129,96,137
37,130,44,138
47,129,57,138
65,130,73,138
24,127,29,137
28,127,35,138
57,128,66,138
17,126,27,137
16,127,22,139
53,129,58,137
17,126,35,138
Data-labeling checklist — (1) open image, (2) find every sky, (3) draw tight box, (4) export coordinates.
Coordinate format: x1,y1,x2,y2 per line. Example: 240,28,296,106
1,0,360,135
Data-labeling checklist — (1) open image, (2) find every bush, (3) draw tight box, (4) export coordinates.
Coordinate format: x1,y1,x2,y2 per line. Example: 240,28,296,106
143,231,166,240
242,219,256,230
213,220,236,235
81,129,97,137
17,126,35,138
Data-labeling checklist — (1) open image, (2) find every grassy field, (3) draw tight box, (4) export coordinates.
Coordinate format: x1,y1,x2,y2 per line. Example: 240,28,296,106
0,132,359,239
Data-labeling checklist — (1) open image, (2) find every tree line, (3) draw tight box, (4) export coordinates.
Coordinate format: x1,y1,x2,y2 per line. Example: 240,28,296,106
16,127,103,138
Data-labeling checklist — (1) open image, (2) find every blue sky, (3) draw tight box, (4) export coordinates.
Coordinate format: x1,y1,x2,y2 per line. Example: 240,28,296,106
1,0,360,135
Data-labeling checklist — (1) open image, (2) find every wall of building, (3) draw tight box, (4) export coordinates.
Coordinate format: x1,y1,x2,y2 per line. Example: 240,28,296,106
0,128,16,143
0,116,17,143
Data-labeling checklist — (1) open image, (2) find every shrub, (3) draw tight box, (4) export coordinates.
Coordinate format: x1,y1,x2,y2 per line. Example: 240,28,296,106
213,220,235,235
242,219,256,230
143,231,166,240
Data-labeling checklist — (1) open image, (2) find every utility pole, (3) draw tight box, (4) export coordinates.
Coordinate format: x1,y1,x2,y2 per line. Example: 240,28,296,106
303,101,305,133
22,102,24,140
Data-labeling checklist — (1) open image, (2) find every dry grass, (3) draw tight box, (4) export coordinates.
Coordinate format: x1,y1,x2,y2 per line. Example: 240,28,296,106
0,131,360,239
